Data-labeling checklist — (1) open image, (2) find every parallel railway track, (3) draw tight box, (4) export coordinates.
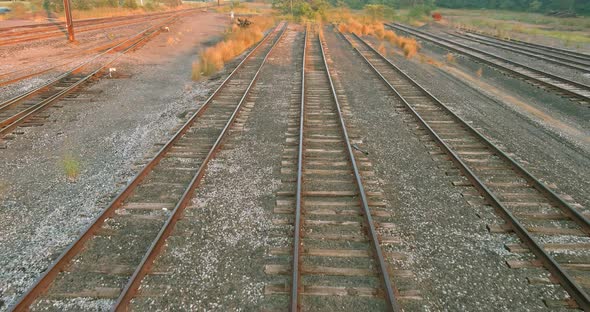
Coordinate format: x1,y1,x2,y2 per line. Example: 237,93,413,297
460,28,590,63
265,26,404,311
0,14,180,142
340,30,590,310
8,19,287,312
387,23,590,106
0,8,205,47
0,37,129,87
448,31,590,73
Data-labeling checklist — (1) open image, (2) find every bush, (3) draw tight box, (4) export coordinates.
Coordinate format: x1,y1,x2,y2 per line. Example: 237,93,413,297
192,17,275,79
364,4,395,21
123,0,138,9
409,4,433,18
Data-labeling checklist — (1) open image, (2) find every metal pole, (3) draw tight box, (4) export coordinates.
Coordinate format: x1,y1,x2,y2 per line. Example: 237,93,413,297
63,0,74,42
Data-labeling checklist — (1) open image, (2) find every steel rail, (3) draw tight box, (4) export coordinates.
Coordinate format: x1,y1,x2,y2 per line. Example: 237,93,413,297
0,14,177,113
318,31,400,311
448,32,590,72
112,22,289,312
0,7,197,33
461,29,590,62
8,22,284,312
0,7,209,46
341,30,590,311
458,32,590,68
0,15,180,139
290,24,307,312
0,15,172,46
387,23,590,104
348,30,590,233
0,38,129,87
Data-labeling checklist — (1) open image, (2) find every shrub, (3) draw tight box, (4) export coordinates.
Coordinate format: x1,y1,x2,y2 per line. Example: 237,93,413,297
123,0,138,9
338,18,420,58
192,17,275,80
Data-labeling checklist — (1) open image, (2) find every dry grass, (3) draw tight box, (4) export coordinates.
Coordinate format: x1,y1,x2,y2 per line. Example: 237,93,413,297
192,17,274,80
440,8,590,49
377,42,386,55
445,52,455,63
418,54,443,67
338,19,420,58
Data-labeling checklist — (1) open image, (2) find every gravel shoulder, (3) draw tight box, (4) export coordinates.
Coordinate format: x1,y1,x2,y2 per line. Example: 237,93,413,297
0,12,230,310
325,27,570,311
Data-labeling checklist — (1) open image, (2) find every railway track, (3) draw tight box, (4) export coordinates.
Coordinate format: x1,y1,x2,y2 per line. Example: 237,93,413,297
0,8,204,46
0,14,181,143
8,21,287,312
340,29,590,310
459,28,590,63
386,23,590,106
448,31,590,73
0,37,130,87
264,26,413,311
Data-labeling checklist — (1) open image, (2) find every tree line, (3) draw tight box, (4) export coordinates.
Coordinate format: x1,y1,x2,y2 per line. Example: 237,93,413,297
273,0,588,17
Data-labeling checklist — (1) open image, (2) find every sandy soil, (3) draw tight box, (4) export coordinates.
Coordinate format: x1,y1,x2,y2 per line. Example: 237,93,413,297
0,11,229,310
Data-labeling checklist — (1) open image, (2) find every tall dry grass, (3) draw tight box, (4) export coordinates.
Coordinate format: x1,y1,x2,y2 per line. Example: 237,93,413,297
192,17,274,80
338,19,420,58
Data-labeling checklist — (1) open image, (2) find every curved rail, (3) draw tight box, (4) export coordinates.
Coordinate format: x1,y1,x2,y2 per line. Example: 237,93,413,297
340,29,590,310
8,22,286,311
387,23,590,105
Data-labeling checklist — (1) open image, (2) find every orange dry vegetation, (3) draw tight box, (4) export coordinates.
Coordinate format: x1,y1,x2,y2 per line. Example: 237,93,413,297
338,19,420,58
192,17,274,80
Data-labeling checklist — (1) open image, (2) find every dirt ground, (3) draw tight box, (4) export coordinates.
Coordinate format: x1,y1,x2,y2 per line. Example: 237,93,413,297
0,11,230,309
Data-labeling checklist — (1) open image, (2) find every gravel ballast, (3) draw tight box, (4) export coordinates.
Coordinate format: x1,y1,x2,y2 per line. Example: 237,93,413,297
324,27,571,311
0,12,229,310
128,25,303,311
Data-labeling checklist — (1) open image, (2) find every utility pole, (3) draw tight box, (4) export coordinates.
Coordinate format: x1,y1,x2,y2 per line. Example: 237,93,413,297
63,0,75,42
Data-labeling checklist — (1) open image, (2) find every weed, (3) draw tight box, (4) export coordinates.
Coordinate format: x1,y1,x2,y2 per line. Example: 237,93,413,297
191,61,201,80
476,67,483,77
62,155,80,182
337,18,420,59
192,17,275,79
445,53,455,63
377,43,386,55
